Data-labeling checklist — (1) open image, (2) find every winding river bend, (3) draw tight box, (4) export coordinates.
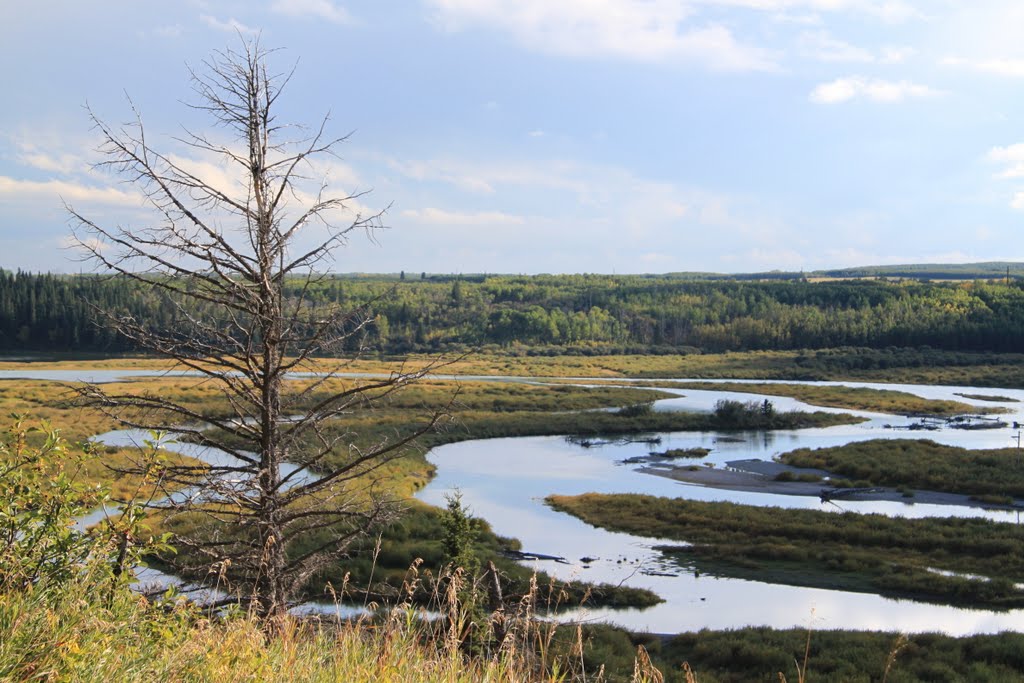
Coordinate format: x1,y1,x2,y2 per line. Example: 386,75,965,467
5,368,1024,634
415,381,1024,635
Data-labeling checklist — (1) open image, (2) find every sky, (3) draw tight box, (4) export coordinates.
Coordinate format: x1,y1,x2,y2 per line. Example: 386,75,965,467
3,1,1024,275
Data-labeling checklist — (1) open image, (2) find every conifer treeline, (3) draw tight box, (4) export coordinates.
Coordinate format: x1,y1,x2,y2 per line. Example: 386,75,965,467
2,270,1023,354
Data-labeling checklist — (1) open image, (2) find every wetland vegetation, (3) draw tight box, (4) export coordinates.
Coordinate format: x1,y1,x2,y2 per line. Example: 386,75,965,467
0,373,853,613
674,382,998,416
779,439,1024,501
566,626,1024,683
547,493,1024,609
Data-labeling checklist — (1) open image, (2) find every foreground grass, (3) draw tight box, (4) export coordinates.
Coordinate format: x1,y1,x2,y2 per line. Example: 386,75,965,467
547,493,1024,609
779,439,1024,502
8,576,1024,683
0,577,569,683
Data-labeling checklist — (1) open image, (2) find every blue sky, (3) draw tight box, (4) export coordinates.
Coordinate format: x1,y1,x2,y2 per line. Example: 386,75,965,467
3,1,1024,274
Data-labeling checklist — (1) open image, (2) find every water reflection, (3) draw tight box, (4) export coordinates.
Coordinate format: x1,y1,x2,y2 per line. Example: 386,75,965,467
417,426,1024,635
11,367,1024,633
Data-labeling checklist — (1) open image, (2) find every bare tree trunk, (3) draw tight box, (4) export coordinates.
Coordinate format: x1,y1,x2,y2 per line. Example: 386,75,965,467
67,38,451,622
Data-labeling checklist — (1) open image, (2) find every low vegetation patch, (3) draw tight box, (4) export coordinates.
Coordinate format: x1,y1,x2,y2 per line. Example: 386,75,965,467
650,447,712,459
773,470,822,483
955,392,1019,403
779,439,1024,501
680,381,995,416
547,493,1024,609
544,624,1024,683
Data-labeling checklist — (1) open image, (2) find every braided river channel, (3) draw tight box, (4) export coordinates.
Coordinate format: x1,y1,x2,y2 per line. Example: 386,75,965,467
5,368,1024,634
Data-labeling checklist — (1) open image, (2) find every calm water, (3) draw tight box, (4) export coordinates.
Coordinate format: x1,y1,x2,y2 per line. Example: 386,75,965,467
414,381,1024,634
11,368,1024,633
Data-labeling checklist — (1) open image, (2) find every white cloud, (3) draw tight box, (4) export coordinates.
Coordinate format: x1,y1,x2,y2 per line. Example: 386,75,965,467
704,0,920,23
879,46,913,64
735,247,806,269
797,31,911,64
527,130,545,138
59,235,109,254
166,152,246,196
388,158,497,194
798,31,874,63
639,251,676,266
401,207,525,226
14,144,86,176
809,76,941,104
943,56,1024,78
200,14,259,35
388,154,766,251
269,0,352,24
771,12,823,26
426,0,777,71
987,144,1024,164
988,144,1024,210
154,24,183,38
0,176,140,206
987,143,1024,179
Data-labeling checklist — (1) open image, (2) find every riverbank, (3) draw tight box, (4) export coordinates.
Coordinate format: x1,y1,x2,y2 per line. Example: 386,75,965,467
547,492,1024,609
639,457,1024,512
656,381,1008,416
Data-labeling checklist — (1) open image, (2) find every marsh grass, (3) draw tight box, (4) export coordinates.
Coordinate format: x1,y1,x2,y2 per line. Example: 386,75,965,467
11,568,1024,682
780,439,1024,500
147,497,661,612
548,493,1024,609
954,392,1019,403
11,346,1024,388
675,382,994,417
650,448,712,459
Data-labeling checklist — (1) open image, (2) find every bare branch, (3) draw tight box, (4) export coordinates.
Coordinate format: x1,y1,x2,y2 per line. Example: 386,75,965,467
69,38,451,621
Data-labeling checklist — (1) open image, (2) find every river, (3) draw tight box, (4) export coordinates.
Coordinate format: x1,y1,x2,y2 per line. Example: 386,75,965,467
6,367,1024,634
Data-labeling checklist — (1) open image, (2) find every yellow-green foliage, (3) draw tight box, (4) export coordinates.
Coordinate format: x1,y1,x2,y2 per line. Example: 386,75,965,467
0,577,563,683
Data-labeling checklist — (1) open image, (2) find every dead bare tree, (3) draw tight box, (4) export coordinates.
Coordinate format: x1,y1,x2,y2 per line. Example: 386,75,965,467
67,40,449,621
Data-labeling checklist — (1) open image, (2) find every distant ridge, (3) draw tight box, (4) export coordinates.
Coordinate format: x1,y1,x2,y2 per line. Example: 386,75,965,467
814,261,1024,280
659,262,1024,282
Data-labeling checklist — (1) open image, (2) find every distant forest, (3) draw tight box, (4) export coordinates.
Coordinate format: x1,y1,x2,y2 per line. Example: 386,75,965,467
2,269,1024,355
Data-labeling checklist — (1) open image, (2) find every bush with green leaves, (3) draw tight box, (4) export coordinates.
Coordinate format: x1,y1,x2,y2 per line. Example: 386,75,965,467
0,416,169,594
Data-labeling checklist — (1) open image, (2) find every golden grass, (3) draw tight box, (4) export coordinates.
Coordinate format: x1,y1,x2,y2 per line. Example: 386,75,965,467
670,382,994,416
8,348,1023,388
